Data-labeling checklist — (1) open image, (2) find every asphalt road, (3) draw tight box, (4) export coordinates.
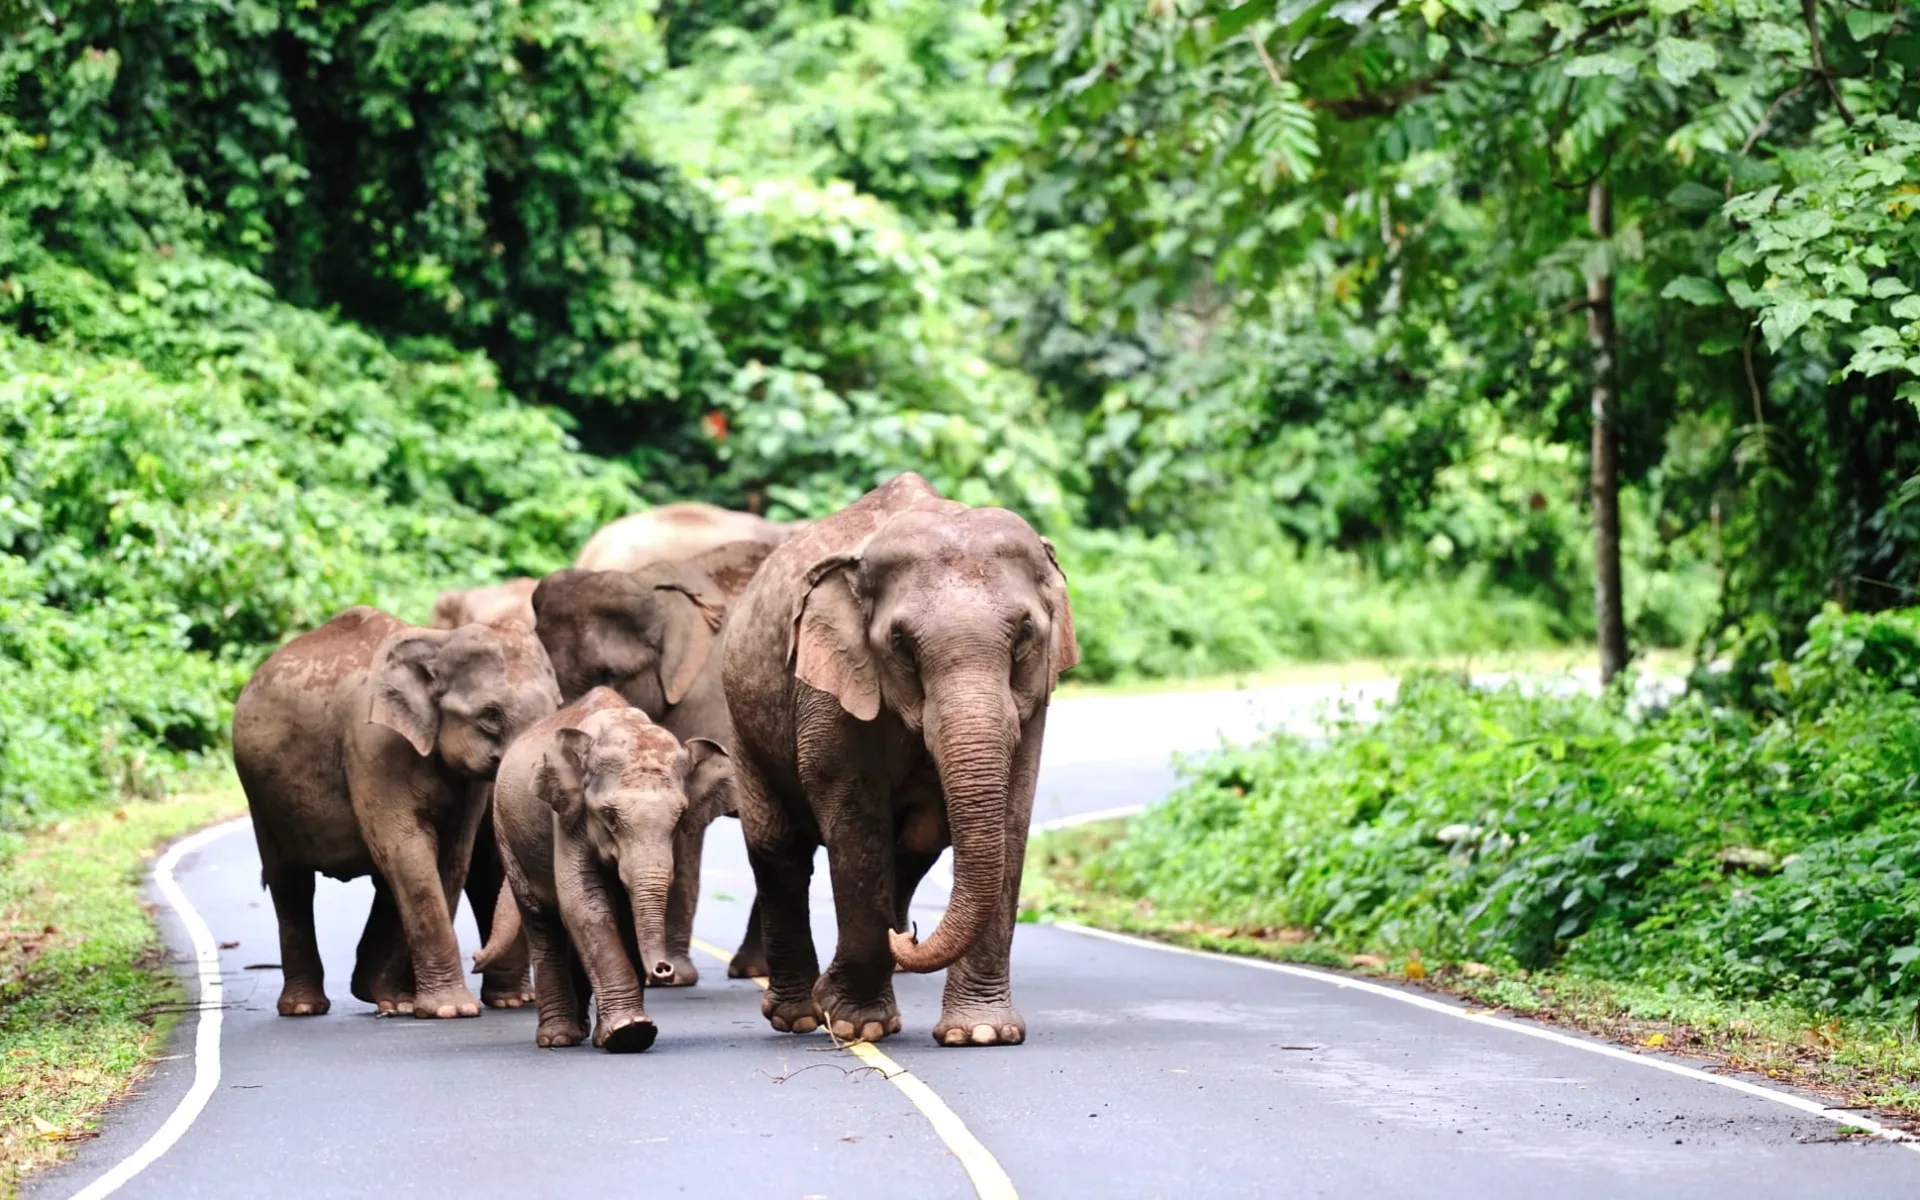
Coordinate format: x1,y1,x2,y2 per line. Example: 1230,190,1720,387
32,678,1920,1199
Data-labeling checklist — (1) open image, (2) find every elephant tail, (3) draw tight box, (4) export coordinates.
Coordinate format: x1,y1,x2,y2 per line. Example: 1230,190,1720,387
472,877,520,972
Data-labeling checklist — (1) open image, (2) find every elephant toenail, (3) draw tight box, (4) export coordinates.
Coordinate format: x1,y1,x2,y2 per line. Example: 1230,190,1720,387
770,1016,790,1031
792,1016,819,1034
971,1024,996,1044
887,1014,902,1033
1003,1025,1022,1042
943,1028,968,1045
832,1019,856,1039
861,1021,885,1041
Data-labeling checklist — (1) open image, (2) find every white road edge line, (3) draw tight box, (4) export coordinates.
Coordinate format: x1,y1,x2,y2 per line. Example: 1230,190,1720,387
1054,921,1920,1154
67,817,251,1200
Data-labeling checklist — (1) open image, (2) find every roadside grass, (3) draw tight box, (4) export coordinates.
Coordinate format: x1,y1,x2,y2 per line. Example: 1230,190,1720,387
1022,820,1920,1131
1,782,243,1194
1053,646,1689,699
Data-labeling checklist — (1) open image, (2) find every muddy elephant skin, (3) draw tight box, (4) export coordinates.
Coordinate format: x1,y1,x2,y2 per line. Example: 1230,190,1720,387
431,578,538,630
231,607,561,1019
529,539,773,982
721,472,1077,1047
573,502,800,574
481,688,730,1052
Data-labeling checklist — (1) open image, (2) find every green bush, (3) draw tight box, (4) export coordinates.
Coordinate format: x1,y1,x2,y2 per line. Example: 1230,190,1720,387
1073,606,1920,1019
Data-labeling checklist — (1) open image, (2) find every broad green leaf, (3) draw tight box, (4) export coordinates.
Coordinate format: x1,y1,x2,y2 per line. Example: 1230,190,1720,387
1846,10,1897,42
1871,277,1911,298
1661,275,1725,306
1762,299,1815,346
1653,37,1716,86
1893,295,1920,321
1564,50,1640,78
1666,181,1724,212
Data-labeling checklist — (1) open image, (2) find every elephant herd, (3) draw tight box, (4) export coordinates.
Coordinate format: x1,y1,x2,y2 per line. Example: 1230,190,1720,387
230,476,1078,1052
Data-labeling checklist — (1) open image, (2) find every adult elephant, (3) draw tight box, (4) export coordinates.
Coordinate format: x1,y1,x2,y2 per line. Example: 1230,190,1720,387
722,473,1078,1046
232,608,560,1018
431,578,538,630
574,502,798,574
530,539,774,983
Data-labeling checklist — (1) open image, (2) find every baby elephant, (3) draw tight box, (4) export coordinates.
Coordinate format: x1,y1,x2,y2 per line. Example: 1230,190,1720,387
479,688,729,1051
232,607,560,1019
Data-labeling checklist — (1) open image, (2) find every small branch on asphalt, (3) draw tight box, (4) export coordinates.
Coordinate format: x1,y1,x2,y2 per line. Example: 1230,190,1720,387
754,1062,892,1085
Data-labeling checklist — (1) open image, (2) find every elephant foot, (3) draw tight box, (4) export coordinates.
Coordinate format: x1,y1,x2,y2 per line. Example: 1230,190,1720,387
726,944,769,980
760,990,823,1035
594,1012,657,1053
536,1017,587,1048
932,1002,1025,1047
276,983,331,1017
411,983,482,1019
648,952,698,988
814,973,901,1044
481,972,536,1009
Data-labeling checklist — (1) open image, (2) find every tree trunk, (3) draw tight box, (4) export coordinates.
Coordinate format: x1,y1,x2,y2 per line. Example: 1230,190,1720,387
1586,179,1628,684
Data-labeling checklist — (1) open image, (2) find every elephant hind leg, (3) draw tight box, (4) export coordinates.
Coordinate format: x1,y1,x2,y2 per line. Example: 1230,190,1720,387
262,854,329,1017
739,773,822,1034
523,908,587,1049
727,897,768,979
351,879,414,1014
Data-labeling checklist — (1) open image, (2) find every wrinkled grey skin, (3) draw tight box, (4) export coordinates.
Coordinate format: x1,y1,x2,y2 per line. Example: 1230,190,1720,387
431,578,538,631
478,689,729,1051
232,607,560,1019
574,503,800,574
722,473,1078,1046
530,540,774,983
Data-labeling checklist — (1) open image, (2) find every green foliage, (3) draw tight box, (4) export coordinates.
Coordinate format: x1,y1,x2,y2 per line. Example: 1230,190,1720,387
1074,606,1920,1020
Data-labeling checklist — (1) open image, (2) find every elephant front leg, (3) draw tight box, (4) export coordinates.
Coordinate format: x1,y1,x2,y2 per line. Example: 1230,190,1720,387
740,781,822,1032
559,863,655,1053
658,817,706,987
369,825,480,1019
814,786,904,1043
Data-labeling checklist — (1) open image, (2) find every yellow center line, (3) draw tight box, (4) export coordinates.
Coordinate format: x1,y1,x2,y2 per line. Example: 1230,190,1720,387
689,937,1018,1200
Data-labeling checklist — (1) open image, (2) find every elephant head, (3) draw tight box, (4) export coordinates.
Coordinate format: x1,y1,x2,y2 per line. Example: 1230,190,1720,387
532,566,727,714
368,622,561,778
539,704,729,981
789,505,1078,973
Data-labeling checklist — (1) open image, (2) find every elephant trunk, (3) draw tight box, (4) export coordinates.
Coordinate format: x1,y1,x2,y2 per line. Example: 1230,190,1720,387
621,850,677,982
471,876,519,972
890,672,1016,974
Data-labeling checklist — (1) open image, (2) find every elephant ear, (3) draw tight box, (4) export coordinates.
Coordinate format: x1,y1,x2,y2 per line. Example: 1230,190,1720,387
368,629,453,756
681,737,735,823
650,564,724,706
1039,538,1081,688
537,727,594,819
429,591,465,631
791,553,879,722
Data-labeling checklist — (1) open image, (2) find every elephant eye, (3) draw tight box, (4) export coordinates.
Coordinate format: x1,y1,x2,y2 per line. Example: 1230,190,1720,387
1014,616,1036,650
891,626,915,663
476,706,505,737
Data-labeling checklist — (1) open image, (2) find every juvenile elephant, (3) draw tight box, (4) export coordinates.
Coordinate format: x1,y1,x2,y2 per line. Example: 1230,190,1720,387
574,502,799,574
431,578,538,630
530,539,773,982
722,472,1077,1046
478,688,729,1051
232,608,560,1018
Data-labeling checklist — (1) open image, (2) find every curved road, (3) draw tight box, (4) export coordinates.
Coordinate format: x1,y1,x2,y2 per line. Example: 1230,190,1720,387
31,679,1920,1199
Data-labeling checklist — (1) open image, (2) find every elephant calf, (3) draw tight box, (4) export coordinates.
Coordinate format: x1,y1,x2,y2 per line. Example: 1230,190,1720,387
232,608,560,1018
477,688,729,1051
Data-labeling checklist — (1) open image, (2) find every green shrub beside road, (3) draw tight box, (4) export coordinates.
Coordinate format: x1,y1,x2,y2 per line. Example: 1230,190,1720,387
1029,606,1920,1101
